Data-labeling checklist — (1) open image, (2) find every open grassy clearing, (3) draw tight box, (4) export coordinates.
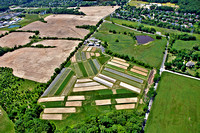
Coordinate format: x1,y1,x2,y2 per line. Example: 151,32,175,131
145,72,200,133
93,22,166,68
78,62,88,77
172,40,200,50
0,106,15,133
128,0,148,7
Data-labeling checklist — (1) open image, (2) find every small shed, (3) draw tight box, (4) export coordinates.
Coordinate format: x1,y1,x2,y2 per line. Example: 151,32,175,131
186,61,195,67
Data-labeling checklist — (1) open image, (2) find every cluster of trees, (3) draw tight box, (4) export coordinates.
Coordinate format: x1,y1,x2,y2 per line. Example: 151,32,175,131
76,25,96,31
29,35,82,41
0,67,55,132
109,29,137,40
56,110,144,132
122,23,156,34
177,34,196,41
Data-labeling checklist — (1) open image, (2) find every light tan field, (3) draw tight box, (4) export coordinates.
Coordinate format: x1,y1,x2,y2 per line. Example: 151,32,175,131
65,101,82,107
111,59,129,67
67,96,85,101
91,47,96,52
71,55,76,63
115,98,138,104
86,52,91,59
96,53,100,57
131,68,147,76
19,6,118,38
107,61,127,69
73,85,107,92
95,99,111,105
76,78,92,83
0,40,80,83
115,104,135,110
82,46,89,51
38,96,65,103
0,30,7,35
42,114,63,120
0,32,34,48
133,66,148,73
74,82,100,87
44,107,76,113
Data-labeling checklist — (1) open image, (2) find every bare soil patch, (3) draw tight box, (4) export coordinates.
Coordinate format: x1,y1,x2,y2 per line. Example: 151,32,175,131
76,78,92,83
107,61,127,69
130,68,147,76
73,85,107,92
67,96,85,101
115,98,138,104
95,99,111,105
133,66,148,73
111,59,129,67
38,96,65,103
115,104,135,110
44,107,76,113
95,53,100,57
0,40,80,83
0,32,34,48
0,31,7,35
65,101,82,107
42,114,63,120
86,52,91,59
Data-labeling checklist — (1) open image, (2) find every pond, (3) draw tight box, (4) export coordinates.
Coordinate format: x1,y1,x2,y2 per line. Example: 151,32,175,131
136,35,154,44
8,25,21,28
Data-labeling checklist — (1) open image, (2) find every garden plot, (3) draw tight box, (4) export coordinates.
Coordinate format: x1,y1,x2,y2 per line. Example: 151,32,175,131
120,82,141,94
98,74,116,83
86,52,91,59
111,59,129,67
95,53,100,57
78,62,88,77
76,78,92,83
65,101,82,107
83,61,94,76
133,66,148,73
74,63,83,78
71,55,76,63
61,76,77,96
38,96,65,103
93,59,100,70
0,32,34,48
131,68,147,76
95,99,111,105
82,46,89,51
73,85,107,92
76,52,82,62
67,96,85,101
104,68,144,84
93,77,113,87
113,57,126,62
115,97,138,104
91,47,96,52
42,114,63,120
44,108,76,113
107,61,127,69
115,104,135,110
81,52,86,61
74,82,100,87
87,47,93,52
91,53,95,56
89,59,98,74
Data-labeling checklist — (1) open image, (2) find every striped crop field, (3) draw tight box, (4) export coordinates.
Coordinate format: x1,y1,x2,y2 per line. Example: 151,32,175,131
102,70,143,89
48,69,71,96
54,71,74,95
93,59,100,70
78,62,88,77
105,64,125,73
61,76,77,96
74,63,83,78
83,61,94,76
76,52,82,62
81,52,86,61
89,59,98,74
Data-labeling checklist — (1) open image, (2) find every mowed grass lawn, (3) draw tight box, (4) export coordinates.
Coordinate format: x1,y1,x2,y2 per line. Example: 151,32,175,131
172,40,200,50
145,72,200,133
93,22,166,68
0,106,15,133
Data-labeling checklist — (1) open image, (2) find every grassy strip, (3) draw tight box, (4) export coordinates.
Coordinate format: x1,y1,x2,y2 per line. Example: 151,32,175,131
48,69,71,96
54,71,74,95
74,63,83,78
83,61,94,76
97,89,113,95
97,55,111,65
116,89,134,94
78,62,88,77
102,70,143,89
89,59,98,75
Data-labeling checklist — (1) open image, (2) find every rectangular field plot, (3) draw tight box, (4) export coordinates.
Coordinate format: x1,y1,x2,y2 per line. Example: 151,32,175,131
86,52,91,59
46,68,71,96
115,97,138,104
116,89,135,94
81,52,86,61
91,53,95,56
83,61,94,76
76,78,92,83
65,101,82,107
71,55,76,63
61,76,77,96
78,62,88,77
89,59,98,74
91,47,96,52
82,46,89,51
42,114,63,120
38,96,65,103
67,96,85,101
96,53,100,57
120,82,141,94
54,71,74,95
115,104,135,110
107,61,127,69
113,57,126,62
127,71,147,80
95,99,111,105
130,68,147,76
98,74,116,83
106,64,125,72
76,52,82,62
104,68,144,84
75,82,100,87
93,77,113,87
133,66,148,73
74,63,83,78
102,71,143,89
111,59,129,67
93,59,100,70
44,107,76,113
73,85,107,92
87,47,93,51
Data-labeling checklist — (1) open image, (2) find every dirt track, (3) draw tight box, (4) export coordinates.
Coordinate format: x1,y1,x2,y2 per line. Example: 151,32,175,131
0,32,34,48
0,40,80,83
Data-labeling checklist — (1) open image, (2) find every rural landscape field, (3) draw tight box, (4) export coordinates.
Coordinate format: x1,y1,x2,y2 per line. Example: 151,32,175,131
0,0,199,132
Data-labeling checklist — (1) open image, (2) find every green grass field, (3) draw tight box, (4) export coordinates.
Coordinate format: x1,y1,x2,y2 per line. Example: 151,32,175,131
83,61,94,76
0,106,15,133
73,63,83,78
172,40,200,50
97,54,111,65
93,22,166,68
89,59,98,74
145,72,200,133
78,62,88,77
